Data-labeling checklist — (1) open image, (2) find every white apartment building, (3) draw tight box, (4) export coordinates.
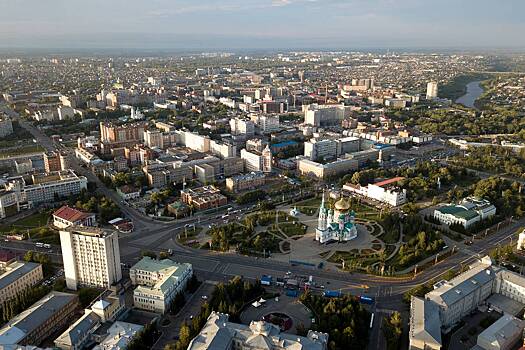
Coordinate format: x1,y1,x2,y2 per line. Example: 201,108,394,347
240,146,272,173
210,140,236,158
304,136,360,161
144,129,164,149
6,171,88,206
130,257,193,314
0,261,43,304
426,81,439,100
304,104,353,127
60,226,122,290
57,106,75,120
230,118,255,136
250,114,280,134
297,157,358,180
304,139,338,161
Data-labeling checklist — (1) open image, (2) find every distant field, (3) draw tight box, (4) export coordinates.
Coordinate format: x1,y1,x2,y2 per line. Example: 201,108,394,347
0,144,45,158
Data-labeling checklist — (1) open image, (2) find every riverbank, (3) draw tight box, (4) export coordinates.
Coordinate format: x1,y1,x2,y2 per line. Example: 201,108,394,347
439,73,489,101
455,81,484,109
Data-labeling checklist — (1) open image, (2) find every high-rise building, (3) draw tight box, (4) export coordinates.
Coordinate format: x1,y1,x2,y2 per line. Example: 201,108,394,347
229,118,255,136
144,129,164,149
44,152,62,173
250,114,280,134
60,226,122,290
426,81,438,100
99,121,146,144
241,146,272,173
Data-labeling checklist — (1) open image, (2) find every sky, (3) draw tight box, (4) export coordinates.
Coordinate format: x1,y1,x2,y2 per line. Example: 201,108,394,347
0,0,524,51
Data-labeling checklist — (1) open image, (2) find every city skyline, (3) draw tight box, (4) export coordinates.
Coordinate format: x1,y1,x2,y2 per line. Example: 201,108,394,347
0,0,525,50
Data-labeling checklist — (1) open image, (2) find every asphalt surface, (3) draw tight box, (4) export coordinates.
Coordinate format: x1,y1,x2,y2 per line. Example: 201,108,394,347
3,105,525,349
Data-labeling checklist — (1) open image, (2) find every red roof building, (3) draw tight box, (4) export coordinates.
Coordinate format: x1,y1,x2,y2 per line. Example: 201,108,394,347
372,177,405,188
52,205,97,229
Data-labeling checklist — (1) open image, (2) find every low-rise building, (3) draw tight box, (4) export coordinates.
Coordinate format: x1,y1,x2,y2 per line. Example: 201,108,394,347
130,257,193,314
54,310,101,350
0,261,43,305
241,146,273,173
93,321,143,350
475,314,525,350
343,177,407,207
409,256,525,350
0,189,21,218
181,185,227,210
0,291,78,346
433,197,496,228
117,185,141,200
297,157,358,180
53,205,97,229
226,172,266,192
6,170,88,206
188,312,328,350
54,291,126,350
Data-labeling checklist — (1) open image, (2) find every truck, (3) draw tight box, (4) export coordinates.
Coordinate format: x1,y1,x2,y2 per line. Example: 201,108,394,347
323,290,342,298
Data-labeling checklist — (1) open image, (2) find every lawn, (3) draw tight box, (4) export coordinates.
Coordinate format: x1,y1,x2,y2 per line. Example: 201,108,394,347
0,211,50,231
0,144,45,158
278,222,307,237
293,197,321,216
328,250,382,269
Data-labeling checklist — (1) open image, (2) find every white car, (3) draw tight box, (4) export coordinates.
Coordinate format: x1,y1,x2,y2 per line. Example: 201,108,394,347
201,295,208,300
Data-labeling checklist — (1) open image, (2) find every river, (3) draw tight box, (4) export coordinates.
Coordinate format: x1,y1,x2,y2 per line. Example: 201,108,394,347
455,80,484,109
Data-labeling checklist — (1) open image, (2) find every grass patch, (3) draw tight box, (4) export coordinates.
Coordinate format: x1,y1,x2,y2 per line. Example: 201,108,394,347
294,197,321,216
278,222,307,237
0,144,44,158
328,250,383,269
0,211,50,232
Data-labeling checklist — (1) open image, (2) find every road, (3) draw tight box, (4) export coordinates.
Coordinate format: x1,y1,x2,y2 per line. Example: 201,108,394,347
3,104,525,348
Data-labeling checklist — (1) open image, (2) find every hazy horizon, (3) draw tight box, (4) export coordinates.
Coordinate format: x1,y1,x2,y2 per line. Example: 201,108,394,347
1,0,524,51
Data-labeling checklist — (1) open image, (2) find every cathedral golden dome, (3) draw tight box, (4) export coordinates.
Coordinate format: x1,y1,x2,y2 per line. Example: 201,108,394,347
334,197,350,211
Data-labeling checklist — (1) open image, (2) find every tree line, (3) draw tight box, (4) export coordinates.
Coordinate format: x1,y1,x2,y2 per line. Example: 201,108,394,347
300,292,370,350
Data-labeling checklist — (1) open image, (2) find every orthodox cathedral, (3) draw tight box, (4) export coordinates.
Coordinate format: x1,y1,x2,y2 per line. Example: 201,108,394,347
315,194,358,244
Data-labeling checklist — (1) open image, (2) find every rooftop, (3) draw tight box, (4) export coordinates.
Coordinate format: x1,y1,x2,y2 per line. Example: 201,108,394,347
0,291,77,345
53,205,94,223
0,261,41,292
372,177,405,188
